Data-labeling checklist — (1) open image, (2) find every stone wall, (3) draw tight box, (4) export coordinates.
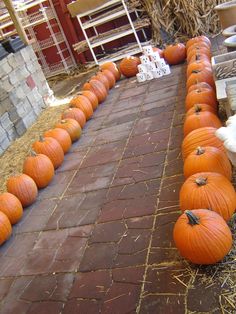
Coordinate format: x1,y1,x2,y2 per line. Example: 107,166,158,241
0,45,53,155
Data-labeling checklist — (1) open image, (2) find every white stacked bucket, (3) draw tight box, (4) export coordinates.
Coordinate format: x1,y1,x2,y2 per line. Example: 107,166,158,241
136,46,171,83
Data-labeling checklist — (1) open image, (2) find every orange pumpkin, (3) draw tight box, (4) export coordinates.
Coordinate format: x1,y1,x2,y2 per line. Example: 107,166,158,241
79,90,98,110
91,72,109,91
70,95,93,120
173,209,232,264
183,146,232,180
183,111,222,137
0,192,23,225
7,174,38,208
179,172,236,221
101,69,116,89
32,136,64,169
185,88,217,111
186,104,217,117
188,53,211,65
186,36,211,50
187,47,211,63
119,56,141,77
182,127,225,160
186,60,212,78
188,82,214,93
187,42,211,54
83,79,107,103
0,212,12,245
62,108,86,128
100,62,121,81
23,152,55,189
186,70,215,90
55,119,81,143
163,43,186,65
44,128,72,154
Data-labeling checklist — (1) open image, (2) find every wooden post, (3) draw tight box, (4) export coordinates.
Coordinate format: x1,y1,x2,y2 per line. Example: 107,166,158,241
3,0,29,45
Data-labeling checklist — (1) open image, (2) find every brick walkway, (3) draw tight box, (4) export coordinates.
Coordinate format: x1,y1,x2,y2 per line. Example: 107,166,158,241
0,49,227,313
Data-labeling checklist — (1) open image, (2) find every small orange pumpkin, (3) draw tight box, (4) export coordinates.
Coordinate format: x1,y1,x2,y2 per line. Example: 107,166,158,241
173,209,232,264
101,69,116,89
79,90,98,110
32,136,64,169
186,104,217,117
91,72,110,91
23,151,55,189
182,127,225,160
185,88,217,111
83,79,107,103
164,43,186,65
62,108,86,128
186,36,211,50
186,69,215,90
183,111,222,137
7,174,38,208
187,47,211,64
119,56,141,77
184,146,232,180
100,62,121,81
0,212,12,245
55,119,82,143
179,172,236,221
70,95,93,120
0,192,23,225
44,128,72,154
188,82,214,93
186,60,212,78
153,47,164,58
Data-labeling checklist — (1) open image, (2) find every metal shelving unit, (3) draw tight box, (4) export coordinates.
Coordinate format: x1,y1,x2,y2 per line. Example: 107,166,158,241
69,0,150,65
0,0,76,77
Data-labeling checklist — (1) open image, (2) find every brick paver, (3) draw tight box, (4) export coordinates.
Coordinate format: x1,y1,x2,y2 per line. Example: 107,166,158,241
0,43,231,313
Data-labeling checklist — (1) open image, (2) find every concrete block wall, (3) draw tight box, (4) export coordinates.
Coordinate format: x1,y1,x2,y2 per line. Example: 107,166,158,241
0,45,54,155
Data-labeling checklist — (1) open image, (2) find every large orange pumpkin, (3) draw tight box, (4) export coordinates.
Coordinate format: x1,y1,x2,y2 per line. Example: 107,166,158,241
188,82,214,93
186,69,215,90
163,43,186,65
0,192,23,225
119,56,141,77
70,95,93,120
32,136,64,169
187,42,211,54
7,174,38,208
182,127,225,160
83,79,107,103
186,104,217,117
153,47,164,58
0,212,12,245
55,119,82,143
100,62,121,81
179,172,236,221
188,53,211,65
187,47,211,63
44,128,72,154
173,209,232,264
79,90,98,110
62,108,86,128
185,88,217,111
186,60,212,78
23,152,55,189
183,146,232,180
183,111,222,137
101,69,116,89
91,72,110,91
186,36,211,50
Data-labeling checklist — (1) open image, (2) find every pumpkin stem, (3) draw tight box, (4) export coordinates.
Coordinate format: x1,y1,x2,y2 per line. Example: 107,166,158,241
30,150,37,157
185,210,200,225
196,147,205,155
61,120,66,124
39,136,44,142
194,105,202,114
195,177,207,186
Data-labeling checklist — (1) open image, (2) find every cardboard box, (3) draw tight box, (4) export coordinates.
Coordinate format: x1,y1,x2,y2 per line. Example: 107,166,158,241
67,0,110,17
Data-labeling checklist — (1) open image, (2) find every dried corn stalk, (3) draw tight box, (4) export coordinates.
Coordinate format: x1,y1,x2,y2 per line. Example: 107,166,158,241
130,0,230,45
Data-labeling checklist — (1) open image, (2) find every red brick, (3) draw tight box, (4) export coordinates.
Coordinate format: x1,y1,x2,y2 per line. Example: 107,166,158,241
169,125,183,150
112,95,144,113
0,300,31,314
90,221,126,243
34,229,68,250
112,266,145,284
140,295,185,314
68,225,93,238
20,273,74,301
126,216,154,229
118,229,151,254
63,299,100,314
0,255,26,277
113,250,147,268
104,108,138,127
69,270,112,299
144,85,178,103
165,148,183,177
95,121,133,144
101,282,141,313
79,243,118,271
120,84,147,99
148,247,180,265
0,278,14,301
27,301,64,314
158,175,185,208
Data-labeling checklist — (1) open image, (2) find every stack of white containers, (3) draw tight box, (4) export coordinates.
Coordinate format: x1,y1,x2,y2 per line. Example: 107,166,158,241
136,45,171,83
